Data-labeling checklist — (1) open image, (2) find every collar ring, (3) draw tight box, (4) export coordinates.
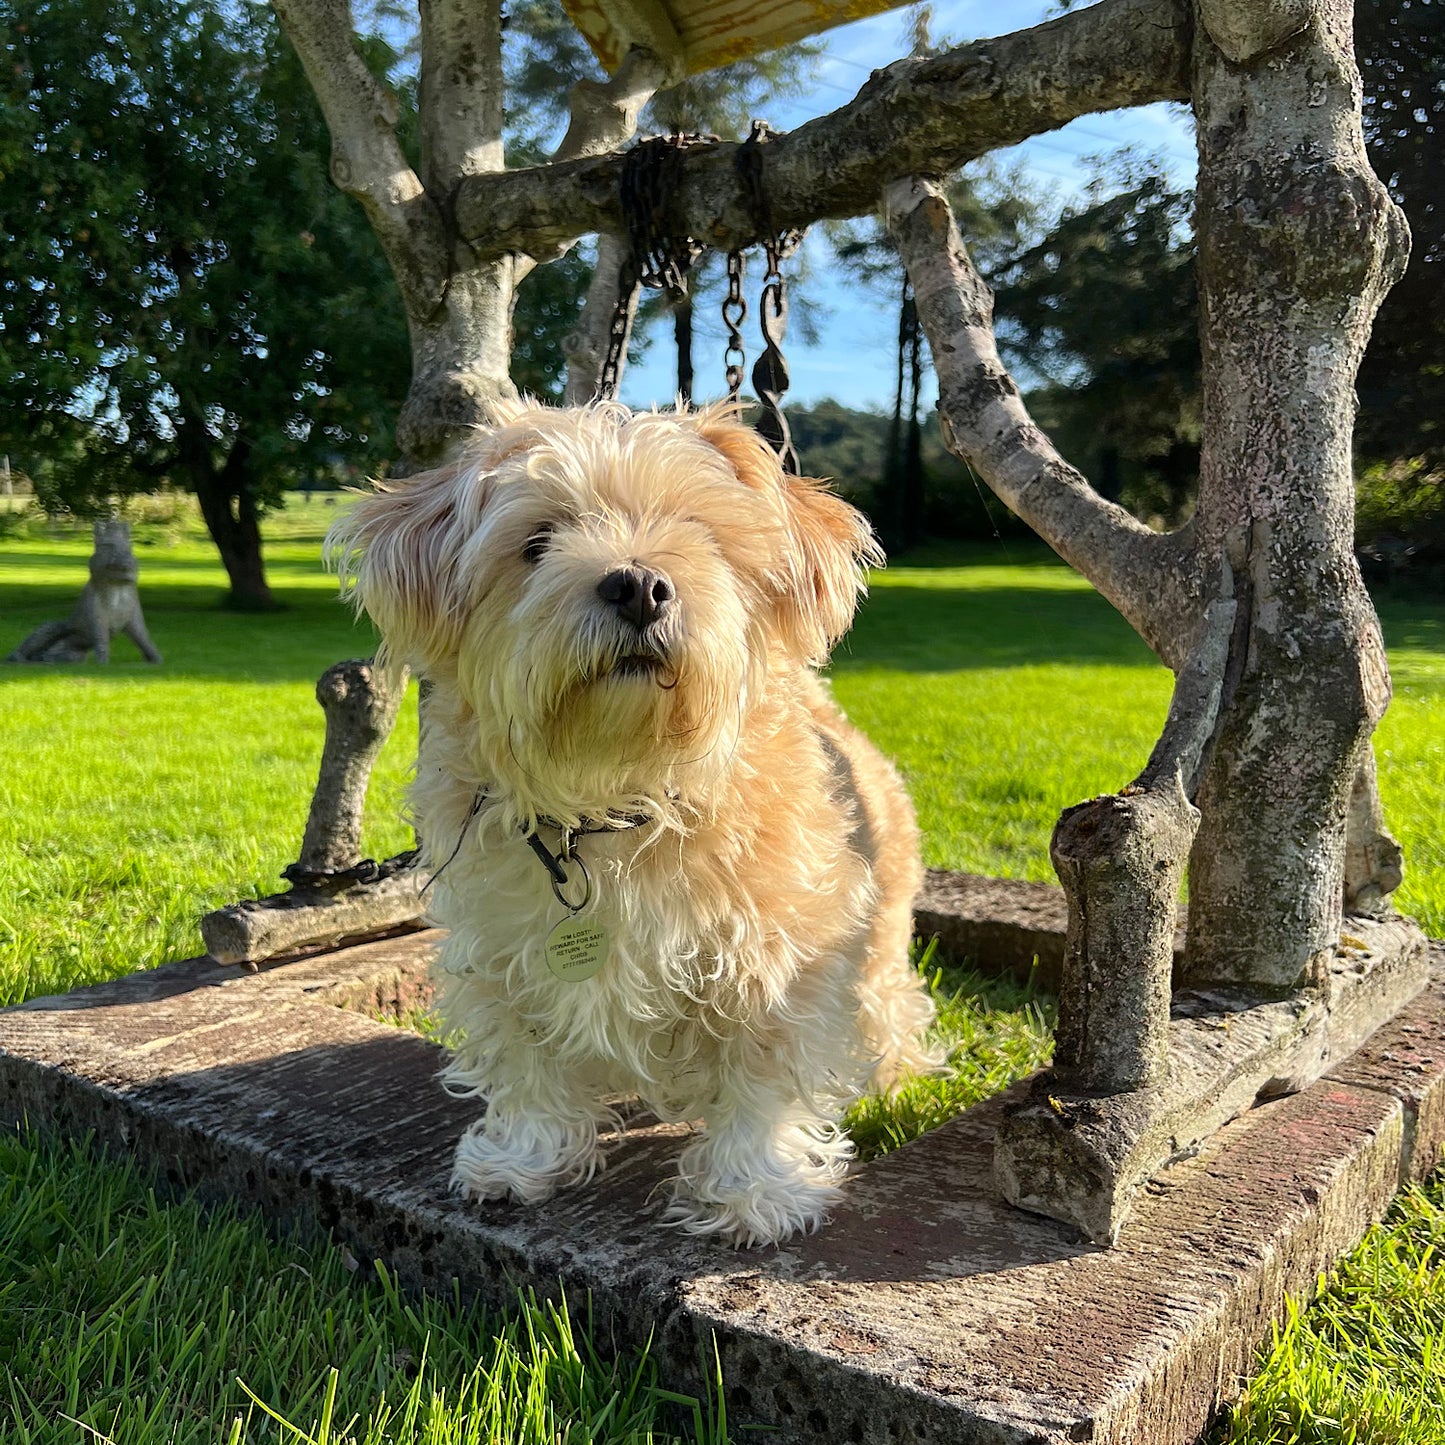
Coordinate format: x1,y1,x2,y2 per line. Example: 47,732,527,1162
550,849,592,913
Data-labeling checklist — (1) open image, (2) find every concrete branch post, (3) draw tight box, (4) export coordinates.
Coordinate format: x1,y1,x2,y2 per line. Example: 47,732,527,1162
1051,791,1190,1094
1050,597,1235,1094
299,659,407,874
1344,748,1405,916
1181,0,1410,992
199,659,424,967
564,233,640,404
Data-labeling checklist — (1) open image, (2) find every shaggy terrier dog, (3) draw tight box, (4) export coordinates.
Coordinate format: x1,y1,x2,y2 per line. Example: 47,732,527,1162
331,401,936,1246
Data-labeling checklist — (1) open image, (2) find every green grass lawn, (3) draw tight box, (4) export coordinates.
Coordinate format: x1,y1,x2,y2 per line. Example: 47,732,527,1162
2,497,1444,1443
0,499,419,1005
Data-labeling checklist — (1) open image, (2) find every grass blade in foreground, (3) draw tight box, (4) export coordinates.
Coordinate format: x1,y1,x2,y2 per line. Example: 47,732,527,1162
0,1129,723,1445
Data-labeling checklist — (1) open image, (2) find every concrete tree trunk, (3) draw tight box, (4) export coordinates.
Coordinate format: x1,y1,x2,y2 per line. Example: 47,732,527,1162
273,0,674,463
298,659,408,874
888,0,1409,991
1182,0,1410,990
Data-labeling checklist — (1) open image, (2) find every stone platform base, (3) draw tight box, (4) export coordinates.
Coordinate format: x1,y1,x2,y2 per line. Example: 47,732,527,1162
3,926,1444,1445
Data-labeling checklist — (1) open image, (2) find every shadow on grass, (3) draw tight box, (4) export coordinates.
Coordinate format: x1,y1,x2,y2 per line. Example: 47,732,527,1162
1374,597,1445,655
5,546,1443,685
0,586,379,685
837,581,1161,672
842,574,1445,674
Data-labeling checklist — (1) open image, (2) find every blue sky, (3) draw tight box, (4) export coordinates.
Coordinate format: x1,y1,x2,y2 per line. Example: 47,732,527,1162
617,0,1196,414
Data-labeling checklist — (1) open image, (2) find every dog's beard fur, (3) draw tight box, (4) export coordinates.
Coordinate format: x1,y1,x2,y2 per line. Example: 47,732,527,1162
329,401,939,1247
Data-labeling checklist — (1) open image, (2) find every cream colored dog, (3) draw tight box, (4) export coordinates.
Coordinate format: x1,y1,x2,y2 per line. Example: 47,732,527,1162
331,401,936,1246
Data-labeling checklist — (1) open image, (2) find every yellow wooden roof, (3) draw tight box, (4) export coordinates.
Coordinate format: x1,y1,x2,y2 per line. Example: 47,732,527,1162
562,0,909,76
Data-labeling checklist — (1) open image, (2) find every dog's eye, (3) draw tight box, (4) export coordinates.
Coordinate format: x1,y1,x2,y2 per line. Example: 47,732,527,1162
521,524,554,564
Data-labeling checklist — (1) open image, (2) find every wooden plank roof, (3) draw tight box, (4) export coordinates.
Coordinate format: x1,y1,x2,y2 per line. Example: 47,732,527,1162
561,0,909,76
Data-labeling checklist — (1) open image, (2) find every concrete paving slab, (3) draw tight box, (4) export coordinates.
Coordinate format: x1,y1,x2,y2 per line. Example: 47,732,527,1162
0,932,1431,1445
915,870,1072,988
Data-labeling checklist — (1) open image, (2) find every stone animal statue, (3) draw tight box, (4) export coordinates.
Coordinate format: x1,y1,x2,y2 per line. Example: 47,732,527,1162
6,519,162,664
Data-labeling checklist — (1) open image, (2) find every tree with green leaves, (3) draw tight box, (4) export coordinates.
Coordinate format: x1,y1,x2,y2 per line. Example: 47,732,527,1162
0,0,410,608
992,154,1199,525
1355,0,1443,467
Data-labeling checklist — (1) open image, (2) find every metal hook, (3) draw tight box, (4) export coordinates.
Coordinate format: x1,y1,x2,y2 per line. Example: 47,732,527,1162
549,848,593,913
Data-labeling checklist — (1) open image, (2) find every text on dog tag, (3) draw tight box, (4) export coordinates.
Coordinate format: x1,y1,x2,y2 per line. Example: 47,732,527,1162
545,916,609,981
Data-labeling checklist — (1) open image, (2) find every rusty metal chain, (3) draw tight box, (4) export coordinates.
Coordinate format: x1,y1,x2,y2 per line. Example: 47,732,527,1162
599,132,717,402
734,120,805,263
281,848,420,894
752,238,801,475
723,249,747,399
598,255,639,404
735,120,804,473
600,118,805,465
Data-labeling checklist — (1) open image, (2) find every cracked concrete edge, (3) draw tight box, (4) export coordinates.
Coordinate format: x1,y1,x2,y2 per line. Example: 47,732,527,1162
995,991,1328,1242
1328,939,1445,1184
4,932,1442,1444
10,929,445,1018
673,1081,1408,1445
1324,916,1433,1064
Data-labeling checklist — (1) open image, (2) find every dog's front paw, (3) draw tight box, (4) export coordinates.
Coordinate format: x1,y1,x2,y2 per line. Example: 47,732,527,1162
664,1133,851,1248
451,1115,602,1206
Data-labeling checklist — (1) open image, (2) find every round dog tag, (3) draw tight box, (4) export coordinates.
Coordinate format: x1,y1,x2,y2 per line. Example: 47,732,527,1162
545,916,610,981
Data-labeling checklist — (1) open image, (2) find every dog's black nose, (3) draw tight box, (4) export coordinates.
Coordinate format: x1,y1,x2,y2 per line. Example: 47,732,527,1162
597,565,675,629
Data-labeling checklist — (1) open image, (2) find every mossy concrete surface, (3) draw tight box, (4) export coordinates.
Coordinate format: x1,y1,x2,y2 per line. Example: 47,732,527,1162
2,913,1443,1444
996,914,1430,1244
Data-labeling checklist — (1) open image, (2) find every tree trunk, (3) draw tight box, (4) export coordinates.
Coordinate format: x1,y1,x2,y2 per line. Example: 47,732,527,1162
902,290,925,548
395,256,520,468
1051,595,1233,1094
1180,0,1410,991
883,276,909,550
299,659,408,873
184,429,277,612
888,0,1411,990
194,481,276,612
1344,748,1404,916
564,233,641,404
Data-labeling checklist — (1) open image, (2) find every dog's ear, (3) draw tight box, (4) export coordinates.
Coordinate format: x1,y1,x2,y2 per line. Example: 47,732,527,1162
326,452,492,672
695,410,883,663
774,472,884,662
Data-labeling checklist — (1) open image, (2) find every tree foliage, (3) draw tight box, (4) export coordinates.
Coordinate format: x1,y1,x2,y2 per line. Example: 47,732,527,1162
787,400,1031,543
0,0,410,606
1355,0,1444,468
503,0,823,401
992,153,1199,524
826,158,1044,548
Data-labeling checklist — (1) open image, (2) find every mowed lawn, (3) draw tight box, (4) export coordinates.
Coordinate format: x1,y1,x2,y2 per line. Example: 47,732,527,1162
2,499,1444,1443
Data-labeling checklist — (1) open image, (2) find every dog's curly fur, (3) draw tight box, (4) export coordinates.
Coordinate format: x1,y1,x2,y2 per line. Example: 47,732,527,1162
330,401,937,1246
